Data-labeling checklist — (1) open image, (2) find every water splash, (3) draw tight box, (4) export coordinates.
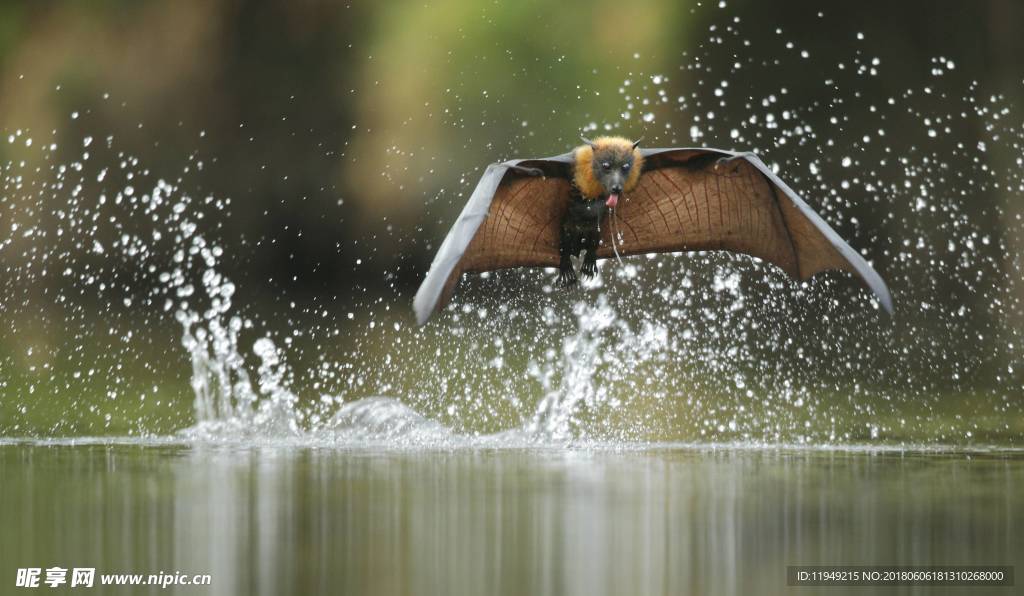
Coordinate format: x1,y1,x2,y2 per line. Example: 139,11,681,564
523,299,617,441
2,9,1023,447
325,397,450,446
174,256,661,446
522,296,668,442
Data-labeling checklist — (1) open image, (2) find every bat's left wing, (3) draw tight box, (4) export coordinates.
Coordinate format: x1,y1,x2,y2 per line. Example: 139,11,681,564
597,147,893,313
413,152,574,325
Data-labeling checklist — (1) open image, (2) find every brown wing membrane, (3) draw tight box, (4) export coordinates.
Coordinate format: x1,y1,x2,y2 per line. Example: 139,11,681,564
413,155,574,324
458,174,568,271
413,148,892,325
429,174,569,313
601,149,892,313
600,154,835,279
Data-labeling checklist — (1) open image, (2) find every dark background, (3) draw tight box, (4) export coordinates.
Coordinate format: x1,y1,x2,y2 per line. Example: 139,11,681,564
1,0,1022,438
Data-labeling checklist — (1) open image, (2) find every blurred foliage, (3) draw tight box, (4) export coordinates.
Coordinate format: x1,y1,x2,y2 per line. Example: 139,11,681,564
1,0,1021,293
0,0,1022,437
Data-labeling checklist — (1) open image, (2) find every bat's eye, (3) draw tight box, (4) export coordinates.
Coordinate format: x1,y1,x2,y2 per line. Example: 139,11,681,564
622,164,630,172
601,162,611,170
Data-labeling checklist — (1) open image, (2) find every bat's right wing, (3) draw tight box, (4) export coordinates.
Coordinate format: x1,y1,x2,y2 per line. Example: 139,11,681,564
413,153,574,325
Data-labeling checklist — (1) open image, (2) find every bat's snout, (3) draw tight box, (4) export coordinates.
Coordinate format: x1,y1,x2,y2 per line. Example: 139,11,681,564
607,182,623,208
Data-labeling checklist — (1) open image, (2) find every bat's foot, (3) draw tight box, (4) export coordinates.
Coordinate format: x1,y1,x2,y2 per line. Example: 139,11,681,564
558,267,577,287
580,258,597,279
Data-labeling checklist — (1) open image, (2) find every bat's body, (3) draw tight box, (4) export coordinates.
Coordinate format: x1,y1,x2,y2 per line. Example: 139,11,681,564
558,193,606,285
413,137,893,325
558,136,644,285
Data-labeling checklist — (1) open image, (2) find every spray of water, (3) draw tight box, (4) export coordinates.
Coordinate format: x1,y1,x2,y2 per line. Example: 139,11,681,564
174,248,662,446
521,296,667,441
2,10,1022,447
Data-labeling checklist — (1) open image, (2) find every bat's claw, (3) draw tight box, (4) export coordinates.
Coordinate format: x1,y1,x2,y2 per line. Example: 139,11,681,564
714,153,754,175
558,268,577,287
580,258,597,279
508,165,544,177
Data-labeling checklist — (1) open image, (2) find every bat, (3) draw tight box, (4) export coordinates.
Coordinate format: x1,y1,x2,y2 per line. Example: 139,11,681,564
413,136,893,325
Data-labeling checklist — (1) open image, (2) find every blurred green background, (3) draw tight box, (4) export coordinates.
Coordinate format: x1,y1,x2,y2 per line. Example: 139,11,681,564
0,0,1022,440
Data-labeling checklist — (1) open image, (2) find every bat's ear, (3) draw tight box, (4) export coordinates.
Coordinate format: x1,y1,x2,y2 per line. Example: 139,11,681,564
632,137,644,150
580,136,597,149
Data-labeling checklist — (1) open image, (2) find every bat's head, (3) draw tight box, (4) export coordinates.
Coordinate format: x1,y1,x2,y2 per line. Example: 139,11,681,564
574,136,644,208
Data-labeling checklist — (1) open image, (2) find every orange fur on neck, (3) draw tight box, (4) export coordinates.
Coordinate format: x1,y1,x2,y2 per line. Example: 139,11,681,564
572,136,644,200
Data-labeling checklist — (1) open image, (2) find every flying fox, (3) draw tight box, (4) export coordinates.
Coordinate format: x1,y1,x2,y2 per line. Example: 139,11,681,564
413,136,893,325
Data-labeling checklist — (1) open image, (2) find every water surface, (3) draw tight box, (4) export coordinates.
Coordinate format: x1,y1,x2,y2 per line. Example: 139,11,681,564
2,442,1020,595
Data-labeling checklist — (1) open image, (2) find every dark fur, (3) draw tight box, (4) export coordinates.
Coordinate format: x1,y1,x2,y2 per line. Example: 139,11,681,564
558,144,637,285
558,190,607,285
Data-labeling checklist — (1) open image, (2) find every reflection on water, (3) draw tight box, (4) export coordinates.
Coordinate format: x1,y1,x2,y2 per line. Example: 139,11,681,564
1,444,1021,595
